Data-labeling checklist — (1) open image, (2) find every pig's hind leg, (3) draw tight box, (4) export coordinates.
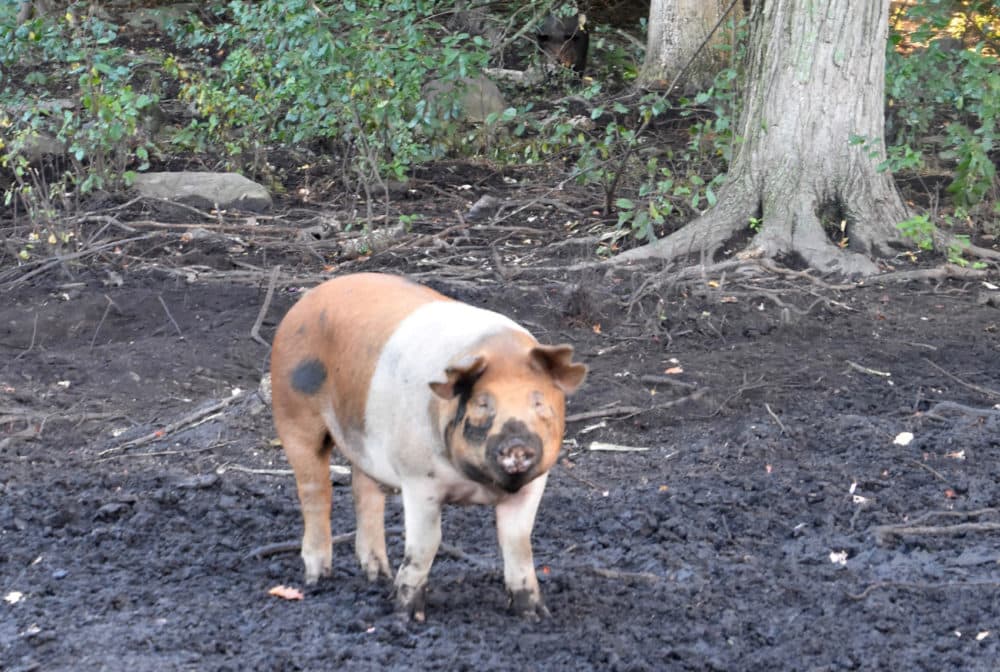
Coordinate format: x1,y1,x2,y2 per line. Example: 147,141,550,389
351,468,392,581
281,420,335,585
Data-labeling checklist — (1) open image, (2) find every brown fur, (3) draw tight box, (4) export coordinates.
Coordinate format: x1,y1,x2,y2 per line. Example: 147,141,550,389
271,273,447,440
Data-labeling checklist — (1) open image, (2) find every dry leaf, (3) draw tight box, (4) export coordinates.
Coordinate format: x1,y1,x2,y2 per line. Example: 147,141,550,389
268,585,304,601
664,366,683,375
592,323,602,334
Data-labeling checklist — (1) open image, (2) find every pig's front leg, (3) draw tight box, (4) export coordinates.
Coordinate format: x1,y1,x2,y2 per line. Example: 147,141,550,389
394,481,442,622
495,472,549,620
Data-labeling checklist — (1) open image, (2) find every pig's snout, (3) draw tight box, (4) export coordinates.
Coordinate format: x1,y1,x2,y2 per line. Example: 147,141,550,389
495,436,537,475
487,420,544,484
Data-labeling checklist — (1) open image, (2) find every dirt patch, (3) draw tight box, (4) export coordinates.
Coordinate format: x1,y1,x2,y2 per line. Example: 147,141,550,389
2,209,1000,671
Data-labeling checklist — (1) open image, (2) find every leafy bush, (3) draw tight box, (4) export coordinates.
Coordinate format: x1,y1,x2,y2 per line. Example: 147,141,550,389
886,1,999,225
168,0,489,190
1,5,156,208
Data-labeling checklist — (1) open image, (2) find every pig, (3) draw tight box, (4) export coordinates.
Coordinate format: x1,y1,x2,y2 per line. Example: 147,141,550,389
269,273,587,621
537,13,589,76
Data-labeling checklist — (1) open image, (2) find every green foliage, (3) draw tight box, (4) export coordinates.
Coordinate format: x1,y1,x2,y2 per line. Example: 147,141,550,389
895,211,987,268
896,213,936,251
168,0,488,184
1,5,156,228
887,2,999,219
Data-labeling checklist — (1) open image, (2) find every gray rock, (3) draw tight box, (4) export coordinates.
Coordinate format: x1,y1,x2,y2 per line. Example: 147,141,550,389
123,4,199,31
16,132,67,162
423,75,507,124
132,172,272,212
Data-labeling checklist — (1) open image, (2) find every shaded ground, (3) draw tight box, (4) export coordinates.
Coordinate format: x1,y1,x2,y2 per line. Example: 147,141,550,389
2,191,1000,671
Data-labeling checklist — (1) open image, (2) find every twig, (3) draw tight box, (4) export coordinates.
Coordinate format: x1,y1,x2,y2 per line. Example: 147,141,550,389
89,295,117,351
588,441,649,452
639,374,697,390
566,388,706,423
1,234,155,288
764,403,788,435
926,401,1000,420
216,463,352,481
10,312,38,364
846,360,891,378
922,357,1000,400
244,528,489,568
871,264,991,284
586,566,661,584
908,459,947,482
876,520,1000,543
873,509,1000,546
95,446,218,463
158,295,184,338
251,265,280,348
245,532,355,560
99,394,241,456
848,580,1000,601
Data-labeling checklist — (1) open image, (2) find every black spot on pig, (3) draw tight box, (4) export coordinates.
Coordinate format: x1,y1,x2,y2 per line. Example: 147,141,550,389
291,358,327,395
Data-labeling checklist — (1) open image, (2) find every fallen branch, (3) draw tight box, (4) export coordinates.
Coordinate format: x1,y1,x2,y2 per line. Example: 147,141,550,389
873,508,1000,546
588,441,649,452
158,295,184,338
870,264,992,284
99,394,242,456
585,566,661,584
846,360,891,378
848,580,1000,601
922,357,1000,400
244,527,490,568
764,403,788,435
251,265,280,348
566,388,706,423
926,401,1000,420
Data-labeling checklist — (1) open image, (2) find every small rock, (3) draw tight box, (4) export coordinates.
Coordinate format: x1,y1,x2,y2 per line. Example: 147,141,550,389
133,172,273,213
176,473,220,490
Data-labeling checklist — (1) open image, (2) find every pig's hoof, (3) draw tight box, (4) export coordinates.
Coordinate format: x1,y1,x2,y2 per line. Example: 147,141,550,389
509,589,549,621
395,583,427,623
302,551,332,585
358,551,392,583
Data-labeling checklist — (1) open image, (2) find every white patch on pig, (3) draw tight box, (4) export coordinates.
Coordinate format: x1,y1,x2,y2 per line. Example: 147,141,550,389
361,301,530,489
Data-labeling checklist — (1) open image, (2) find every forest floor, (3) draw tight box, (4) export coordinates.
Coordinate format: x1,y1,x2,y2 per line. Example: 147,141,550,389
2,158,1000,671
3,4,1000,669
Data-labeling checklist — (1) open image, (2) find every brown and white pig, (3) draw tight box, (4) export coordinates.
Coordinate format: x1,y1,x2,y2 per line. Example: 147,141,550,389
269,273,586,621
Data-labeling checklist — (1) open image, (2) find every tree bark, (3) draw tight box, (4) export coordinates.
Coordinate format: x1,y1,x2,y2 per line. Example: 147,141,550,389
637,0,743,92
621,0,909,277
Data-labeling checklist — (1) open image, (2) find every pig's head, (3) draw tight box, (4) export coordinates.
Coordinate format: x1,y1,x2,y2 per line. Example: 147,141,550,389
430,332,587,493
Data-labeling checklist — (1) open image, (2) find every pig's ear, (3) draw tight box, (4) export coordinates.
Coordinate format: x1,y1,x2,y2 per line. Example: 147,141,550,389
429,353,487,399
531,344,588,394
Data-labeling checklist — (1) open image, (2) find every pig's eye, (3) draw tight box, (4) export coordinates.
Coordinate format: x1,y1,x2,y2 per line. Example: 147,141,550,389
532,391,553,418
468,393,495,423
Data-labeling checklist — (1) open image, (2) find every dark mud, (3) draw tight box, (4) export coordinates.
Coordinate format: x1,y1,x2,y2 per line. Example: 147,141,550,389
2,228,1000,671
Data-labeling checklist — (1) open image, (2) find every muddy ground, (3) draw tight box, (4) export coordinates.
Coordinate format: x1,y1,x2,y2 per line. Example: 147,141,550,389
2,189,999,672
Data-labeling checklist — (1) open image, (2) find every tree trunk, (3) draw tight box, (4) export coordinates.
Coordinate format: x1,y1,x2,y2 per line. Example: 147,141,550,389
621,0,909,277
637,0,743,92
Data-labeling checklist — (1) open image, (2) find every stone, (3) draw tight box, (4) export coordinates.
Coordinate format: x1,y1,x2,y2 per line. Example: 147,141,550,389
423,75,507,124
132,172,272,212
